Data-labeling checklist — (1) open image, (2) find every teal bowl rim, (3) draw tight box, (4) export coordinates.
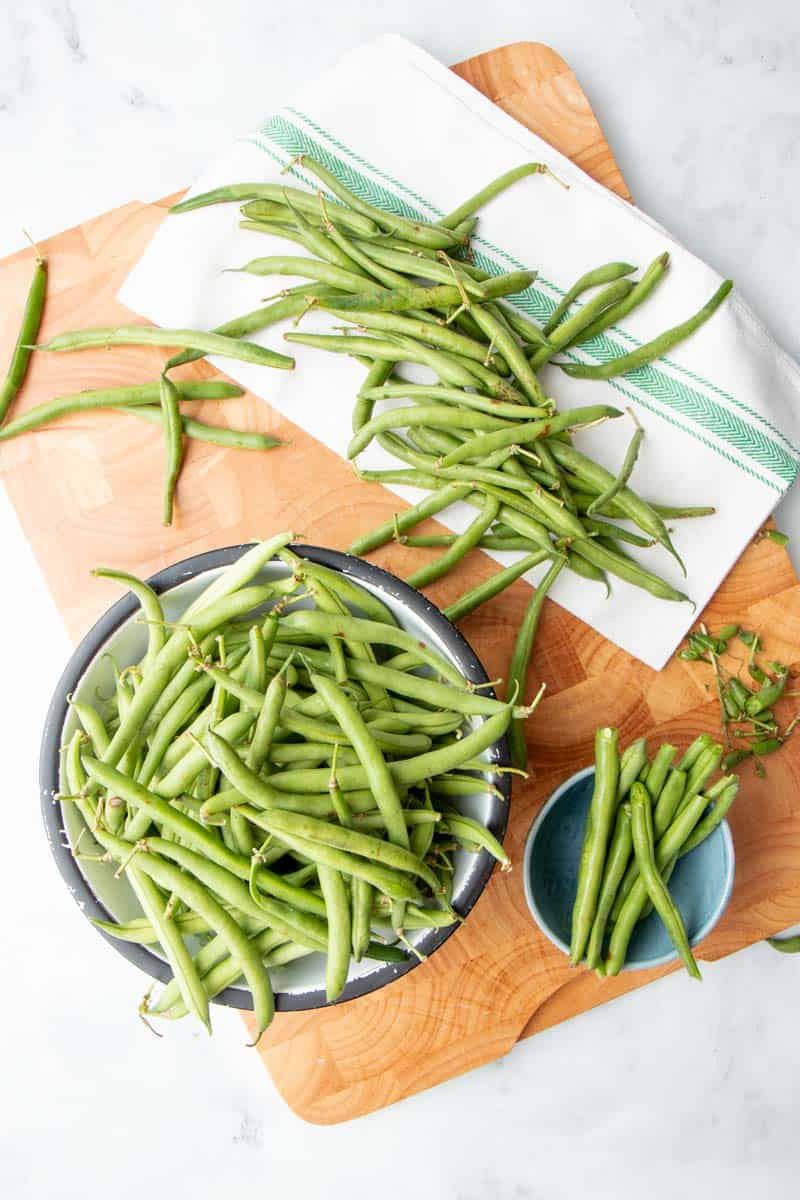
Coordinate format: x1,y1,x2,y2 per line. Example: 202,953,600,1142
522,764,735,972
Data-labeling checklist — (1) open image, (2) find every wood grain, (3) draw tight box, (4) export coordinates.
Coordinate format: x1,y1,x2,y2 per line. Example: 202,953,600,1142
1,41,798,1124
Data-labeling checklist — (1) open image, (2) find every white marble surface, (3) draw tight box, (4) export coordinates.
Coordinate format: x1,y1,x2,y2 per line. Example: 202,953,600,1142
2,3,800,1196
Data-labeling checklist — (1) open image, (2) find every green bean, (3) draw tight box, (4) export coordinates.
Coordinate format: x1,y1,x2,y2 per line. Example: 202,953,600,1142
677,733,714,771
183,534,296,622
36,326,294,371
348,480,470,556
170,182,379,236
585,805,632,970
295,155,466,249
361,382,544,421
246,662,289,773
645,743,677,801
530,278,636,369
282,609,463,685
572,252,670,346
124,864,211,1031
0,378,244,441
580,518,655,549
407,493,500,590
545,439,683,570
570,727,620,965
285,331,480,390
322,272,533,315
507,559,564,769
560,280,733,379
767,935,800,954
440,162,564,228
438,405,620,469
136,673,215,789
468,303,547,406
0,246,47,423
288,556,399,627
234,807,439,891
587,412,644,519
543,262,636,335
629,783,701,978
309,672,409,853
443,551,551,623
92,568,165,676
121,405,284,452
238,809,421,903
316,864,351,1002
82,757,326,918
352,359,394,433
328,308,508,370
346,241,486,296
679,779,738,855
158,373,184,525
92,910,213,945
439,812,509,866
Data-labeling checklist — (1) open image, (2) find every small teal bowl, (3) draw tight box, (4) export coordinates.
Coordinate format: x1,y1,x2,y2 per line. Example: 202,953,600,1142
523,765,735,970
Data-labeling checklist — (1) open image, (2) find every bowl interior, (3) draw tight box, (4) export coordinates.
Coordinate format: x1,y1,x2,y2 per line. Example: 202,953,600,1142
524,766,734,970
44,545,509,1010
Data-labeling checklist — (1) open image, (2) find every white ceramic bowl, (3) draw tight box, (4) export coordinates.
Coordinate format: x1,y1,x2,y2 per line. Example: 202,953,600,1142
40,543,511,1011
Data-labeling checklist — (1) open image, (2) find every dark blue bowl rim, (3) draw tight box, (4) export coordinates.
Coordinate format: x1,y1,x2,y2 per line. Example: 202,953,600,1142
39,543,511,1013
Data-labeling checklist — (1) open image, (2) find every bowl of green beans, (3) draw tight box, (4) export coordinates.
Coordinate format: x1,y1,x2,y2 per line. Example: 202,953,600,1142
522,732,735,976
40,537,515,1032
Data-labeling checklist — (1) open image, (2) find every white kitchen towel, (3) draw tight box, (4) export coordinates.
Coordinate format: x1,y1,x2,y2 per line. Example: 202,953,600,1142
119,34,800,670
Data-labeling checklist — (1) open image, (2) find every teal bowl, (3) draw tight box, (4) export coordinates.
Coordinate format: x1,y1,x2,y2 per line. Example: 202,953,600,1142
522,765,735,971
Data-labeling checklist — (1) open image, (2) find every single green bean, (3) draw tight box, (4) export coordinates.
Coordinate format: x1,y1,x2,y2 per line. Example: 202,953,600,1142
170,182,379,236
122,405,284,452
437,405,621,469
0,248,47,423
570,727,620,964
440,162,563,228
629,783,701,978
587,412,644,516
158,373,183,525
407,493,500,590
317,864,351,1002
507,559,564,769
36,326,294,371
560,280,733,379
0,379,244,441
443,551,551,623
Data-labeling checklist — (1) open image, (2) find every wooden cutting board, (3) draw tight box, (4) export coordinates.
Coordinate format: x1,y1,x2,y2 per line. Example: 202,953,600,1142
3,41,800,1124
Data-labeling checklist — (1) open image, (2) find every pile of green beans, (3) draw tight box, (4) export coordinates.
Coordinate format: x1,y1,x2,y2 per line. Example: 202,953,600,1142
61,535,530,1039
168,155,726,763
569,730,738,977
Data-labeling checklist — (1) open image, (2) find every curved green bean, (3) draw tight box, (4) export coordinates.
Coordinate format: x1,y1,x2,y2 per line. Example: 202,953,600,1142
560,280,733,379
